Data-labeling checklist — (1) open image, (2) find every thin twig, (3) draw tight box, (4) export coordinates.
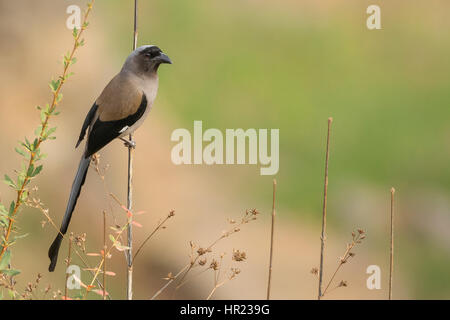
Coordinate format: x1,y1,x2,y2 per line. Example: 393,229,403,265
318,117,333,300
102,210,107,300
126,0,138,301
150,264,189,300
206,259,240,300
267,179,277,300
64,236,72,300
132,211,175,264
322,230,365,297
389,187,395,300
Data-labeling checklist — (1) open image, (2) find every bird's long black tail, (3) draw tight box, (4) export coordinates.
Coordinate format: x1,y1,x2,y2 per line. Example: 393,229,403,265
48,155,91,272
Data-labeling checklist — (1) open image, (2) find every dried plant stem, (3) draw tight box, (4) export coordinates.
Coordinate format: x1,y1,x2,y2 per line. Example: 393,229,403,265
322,243,352,295
0,0,94,263
132,212,174,263
318,117,333,300
126,0,138,301
102,211,107,300
321,230,365,297
64,236,72,300
175,266,211,290
389,187,395,300
206,280,226,300
150,264,189,300
266,179,277,300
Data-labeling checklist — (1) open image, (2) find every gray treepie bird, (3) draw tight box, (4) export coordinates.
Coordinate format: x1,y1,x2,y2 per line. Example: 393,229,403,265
48,45,172,272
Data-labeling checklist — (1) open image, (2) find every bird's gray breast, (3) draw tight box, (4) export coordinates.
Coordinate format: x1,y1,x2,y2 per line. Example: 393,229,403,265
119,75,158,137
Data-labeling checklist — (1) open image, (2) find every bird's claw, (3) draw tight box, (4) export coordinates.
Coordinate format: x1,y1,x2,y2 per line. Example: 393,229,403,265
120,138,136,149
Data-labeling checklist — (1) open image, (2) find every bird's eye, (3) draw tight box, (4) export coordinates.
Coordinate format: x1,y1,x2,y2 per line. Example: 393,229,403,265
145,51,158,59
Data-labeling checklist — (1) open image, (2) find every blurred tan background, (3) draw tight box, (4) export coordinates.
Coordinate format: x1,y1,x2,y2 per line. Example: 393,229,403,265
0,0,449,299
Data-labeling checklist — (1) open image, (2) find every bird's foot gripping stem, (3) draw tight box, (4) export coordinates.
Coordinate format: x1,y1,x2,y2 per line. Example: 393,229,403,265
120,137,136,149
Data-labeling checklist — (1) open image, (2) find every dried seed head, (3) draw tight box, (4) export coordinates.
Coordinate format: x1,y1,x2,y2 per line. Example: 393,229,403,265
338,280,348,287
232,249,247,262
310,267,319,275
197,247,211,256
210,259,219,271
231,267,241,275
168,210,175,217
198,258,207,266
163,272,175,280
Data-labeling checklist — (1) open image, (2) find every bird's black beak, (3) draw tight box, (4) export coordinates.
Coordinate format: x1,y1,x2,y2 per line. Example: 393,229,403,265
157,52,172,64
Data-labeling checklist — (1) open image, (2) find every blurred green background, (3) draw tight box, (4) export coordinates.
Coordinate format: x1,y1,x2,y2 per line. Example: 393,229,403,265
0,0,449,299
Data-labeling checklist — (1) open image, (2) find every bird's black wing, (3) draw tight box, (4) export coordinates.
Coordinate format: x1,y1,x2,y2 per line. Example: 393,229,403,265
85,93,147,157
76,103,98,148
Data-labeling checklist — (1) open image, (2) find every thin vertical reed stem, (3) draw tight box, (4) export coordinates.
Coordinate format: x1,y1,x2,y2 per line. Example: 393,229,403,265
126,0,138,301
267,179,277,300
318,117,333,300
103,211,107,300
389,187,395,300
64,236,72,300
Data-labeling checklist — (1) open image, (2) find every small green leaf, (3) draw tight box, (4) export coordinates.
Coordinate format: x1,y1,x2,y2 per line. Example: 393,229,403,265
16,175,24,189
49,79,60,93
109,235,116,243
0,250,11,270
19,190,28,203
27,164,34,177
72,27,78,38
33,138,39,150
13,233,28,241
32,165,43,177
2,269,20,277
55,93,63,104
35,125,43,136
40,109,47,124
8,201,15,216
3,175,16,189
15,147,27,158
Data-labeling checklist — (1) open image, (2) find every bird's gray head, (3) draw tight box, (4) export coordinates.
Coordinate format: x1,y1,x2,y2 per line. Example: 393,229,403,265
122,45,172,75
